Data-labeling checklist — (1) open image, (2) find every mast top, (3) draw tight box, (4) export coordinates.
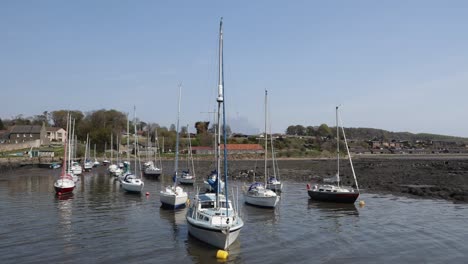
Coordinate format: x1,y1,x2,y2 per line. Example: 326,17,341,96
217,17,224,103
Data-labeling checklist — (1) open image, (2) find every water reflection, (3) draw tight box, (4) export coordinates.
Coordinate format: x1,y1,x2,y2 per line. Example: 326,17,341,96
186,234,241,264
307,199,359,217
55,195,73,236
242,201,280,226
159,207,186,236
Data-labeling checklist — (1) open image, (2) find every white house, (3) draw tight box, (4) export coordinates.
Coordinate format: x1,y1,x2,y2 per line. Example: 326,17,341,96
46,127,67,143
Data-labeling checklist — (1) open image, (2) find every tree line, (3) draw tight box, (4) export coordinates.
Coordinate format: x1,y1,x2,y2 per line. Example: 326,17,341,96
0,110,233,152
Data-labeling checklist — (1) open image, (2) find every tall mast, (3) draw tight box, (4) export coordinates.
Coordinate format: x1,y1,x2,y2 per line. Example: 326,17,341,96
127,113,130,163
71,119,75,164
155,128,162,170
270,110,277,179
85,133,89,162
336,106,340,187
174,84,182,188
216,18,224,208
67,115,72,172
62,113,70,177
187,124,195,177
110,133,113,164
133,105,137,176
264,89,268,185
220,18,230,215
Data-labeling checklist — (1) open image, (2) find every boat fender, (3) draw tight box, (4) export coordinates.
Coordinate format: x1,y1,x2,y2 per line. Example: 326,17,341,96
216,250,229,260
186,199,190,205
306,184,310,190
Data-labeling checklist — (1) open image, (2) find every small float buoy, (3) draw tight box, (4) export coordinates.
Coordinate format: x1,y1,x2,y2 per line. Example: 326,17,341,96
359,200,365,207
145,192,150,196
216,249,229,260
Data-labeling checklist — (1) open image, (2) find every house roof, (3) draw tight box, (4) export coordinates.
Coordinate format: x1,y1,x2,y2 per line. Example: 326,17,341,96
10,125,42,134
47,127,64,132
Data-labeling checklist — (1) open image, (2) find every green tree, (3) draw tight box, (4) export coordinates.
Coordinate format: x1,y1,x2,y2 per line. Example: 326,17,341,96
306,126,315,136
286,125,296,135
195,121,210,134
11,114,31,125
169,124,176,132
295,125,306,136
51,110,84,129
317,124,332,137
181,125,188,135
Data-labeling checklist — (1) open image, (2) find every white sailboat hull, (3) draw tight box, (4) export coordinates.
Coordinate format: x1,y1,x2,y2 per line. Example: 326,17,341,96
121,179,144,193
266,182,283,192
54,178,75,194
244,194,279,208
160,187,188,208
178,176,195,185
71,167,82,175
144,169,161,176
187,218,242,250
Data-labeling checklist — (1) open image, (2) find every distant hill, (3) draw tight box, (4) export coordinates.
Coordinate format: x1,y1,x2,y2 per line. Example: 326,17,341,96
342,127,468,143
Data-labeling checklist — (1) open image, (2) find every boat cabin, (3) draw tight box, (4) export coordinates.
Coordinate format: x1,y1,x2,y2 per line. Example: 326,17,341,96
312,184,354,193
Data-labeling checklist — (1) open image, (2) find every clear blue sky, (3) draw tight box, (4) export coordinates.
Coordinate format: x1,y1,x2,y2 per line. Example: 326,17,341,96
2,1,468,137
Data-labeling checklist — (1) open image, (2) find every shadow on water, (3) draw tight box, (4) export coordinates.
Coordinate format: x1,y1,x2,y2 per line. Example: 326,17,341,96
307,199,359,217
55,192,74,201
241,201,280,226
186,234,242,264
142,174,161,182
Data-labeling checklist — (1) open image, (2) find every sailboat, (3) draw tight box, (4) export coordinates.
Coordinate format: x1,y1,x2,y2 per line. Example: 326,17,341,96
54,113,75,194
121,107,144,193
118,116,132,182
83,134,93,171
108,134,118,174
103,141,110,165
186,18,244,250
178,125,196,185
307,106,360,203
93,144,100,167
244,90,280,208
143,130,162,177
266,108,283,192
69,119,82,177
160,85,188,208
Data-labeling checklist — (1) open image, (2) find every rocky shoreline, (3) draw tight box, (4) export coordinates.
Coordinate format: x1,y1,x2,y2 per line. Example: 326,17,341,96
2,154,468,202
186,155,468,203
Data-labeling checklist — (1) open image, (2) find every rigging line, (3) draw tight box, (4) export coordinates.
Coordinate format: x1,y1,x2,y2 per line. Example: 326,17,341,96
338,107,360,192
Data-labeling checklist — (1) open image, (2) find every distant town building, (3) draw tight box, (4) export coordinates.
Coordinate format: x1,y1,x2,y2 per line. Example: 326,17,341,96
8,124,49,145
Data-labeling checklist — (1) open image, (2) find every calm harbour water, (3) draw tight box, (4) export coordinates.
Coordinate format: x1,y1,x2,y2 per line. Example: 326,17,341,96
1,165,467,264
